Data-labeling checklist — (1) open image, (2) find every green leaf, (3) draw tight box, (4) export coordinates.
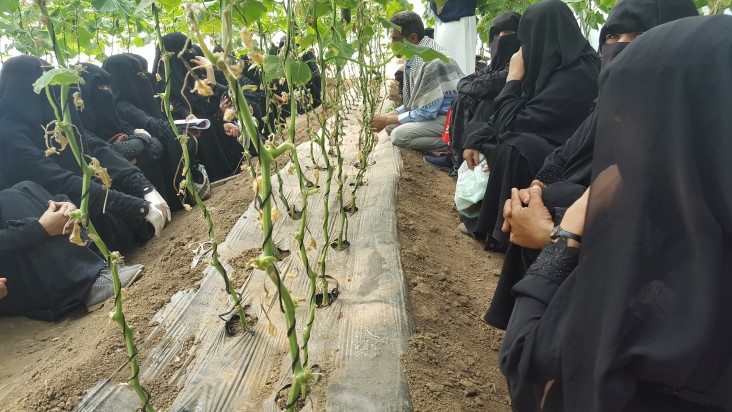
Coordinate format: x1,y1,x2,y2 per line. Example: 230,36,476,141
33,68,82,94
314,2,331,18
0,0,19,14
285,60,311,85
263,55,285,83
91,0,121,12
392,39,449,62
133,0,154,16
235,0,266,24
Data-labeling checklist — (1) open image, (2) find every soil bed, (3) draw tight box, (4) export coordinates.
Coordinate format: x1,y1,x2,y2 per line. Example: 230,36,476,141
397,149,511,411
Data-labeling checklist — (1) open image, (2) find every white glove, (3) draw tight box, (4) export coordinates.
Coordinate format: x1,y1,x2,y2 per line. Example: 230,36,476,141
144,206,165,237
144,189,171,223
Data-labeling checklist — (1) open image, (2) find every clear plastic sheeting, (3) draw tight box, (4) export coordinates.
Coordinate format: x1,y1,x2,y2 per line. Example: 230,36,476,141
74,113,413,412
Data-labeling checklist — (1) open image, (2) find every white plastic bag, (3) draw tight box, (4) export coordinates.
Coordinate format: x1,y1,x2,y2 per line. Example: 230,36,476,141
454,155,490,218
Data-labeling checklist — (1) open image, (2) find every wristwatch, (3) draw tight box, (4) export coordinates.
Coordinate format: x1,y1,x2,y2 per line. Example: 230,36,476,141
550,225,582,243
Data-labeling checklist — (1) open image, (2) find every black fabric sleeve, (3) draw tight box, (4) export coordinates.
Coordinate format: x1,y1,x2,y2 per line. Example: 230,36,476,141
171,97,191,119
535,112,593,185
84,130,153,198
119,118,137,135
458,67,509,101
0,218,49,251
491,80,528,140
499,238,580,411
0,138,149,225
462,122,495,150
493,66,597,147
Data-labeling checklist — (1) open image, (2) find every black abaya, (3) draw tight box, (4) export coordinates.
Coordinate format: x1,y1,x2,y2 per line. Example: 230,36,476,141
155,33,244,181
501,16,732,411
103,53,188,211
0,56,151,252
485,0,699,330
448,12,520,166
462,0,599,244
78,63,170,202
0,181,102,321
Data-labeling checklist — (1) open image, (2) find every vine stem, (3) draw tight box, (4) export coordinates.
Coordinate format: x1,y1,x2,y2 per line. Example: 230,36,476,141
36,0,153,409
186,2,309,409
152,5,249,330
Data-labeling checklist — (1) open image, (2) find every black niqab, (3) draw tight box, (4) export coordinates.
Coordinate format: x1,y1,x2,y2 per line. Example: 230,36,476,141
504,16,732,411
598,0,698,68
154,32,203,110
488,11,521,71
103,53,163,118
559,16,732,410
598,0,699,48
78,63,124,140
518,0,597,97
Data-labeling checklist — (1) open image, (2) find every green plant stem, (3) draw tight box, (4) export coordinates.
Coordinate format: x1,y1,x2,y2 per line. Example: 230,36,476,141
56,85,154,412
153,5,248,330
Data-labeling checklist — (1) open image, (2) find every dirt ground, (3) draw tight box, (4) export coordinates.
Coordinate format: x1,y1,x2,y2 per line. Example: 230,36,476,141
0,110,511,411
397,149,511,411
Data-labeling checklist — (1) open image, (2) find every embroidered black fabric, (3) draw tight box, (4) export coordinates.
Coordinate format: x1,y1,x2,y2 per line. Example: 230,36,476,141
524,237,579,284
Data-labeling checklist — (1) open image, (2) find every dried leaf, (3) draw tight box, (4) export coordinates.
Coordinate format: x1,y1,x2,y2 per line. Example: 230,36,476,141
271,206,281,222
73,91,84,111
249,51,264,65
308,238,317,250
89,157,112,188
68,221,87,246
224,107,237,122
240,29,254,49
191,78,213,96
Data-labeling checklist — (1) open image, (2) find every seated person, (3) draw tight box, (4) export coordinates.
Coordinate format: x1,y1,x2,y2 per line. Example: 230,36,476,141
483,0,698,330
500,16,732,410
372,10,464,153
424,11,521,173
0,181,142,320
154,33,244,182
459,0,599,252
0,56,167,252
103,53,197,211
78,63,175,213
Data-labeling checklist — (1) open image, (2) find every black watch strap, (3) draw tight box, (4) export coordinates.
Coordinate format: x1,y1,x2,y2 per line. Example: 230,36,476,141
550,225,582,243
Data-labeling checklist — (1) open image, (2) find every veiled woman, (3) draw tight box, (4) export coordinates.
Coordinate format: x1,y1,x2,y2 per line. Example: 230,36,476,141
461,0,599,252
501,15,732,412
154,32,244,181
0,56,166,251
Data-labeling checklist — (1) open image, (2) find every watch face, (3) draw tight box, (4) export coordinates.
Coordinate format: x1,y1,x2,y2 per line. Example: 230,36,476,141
550,226,561,239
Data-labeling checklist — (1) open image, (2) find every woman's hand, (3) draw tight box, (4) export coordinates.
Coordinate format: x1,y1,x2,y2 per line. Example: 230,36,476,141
507,47,526,82
463,149,482,170
502,186,554,249
559,187,591,248
223,123,242,137
39,201,75,236
0,278,6,299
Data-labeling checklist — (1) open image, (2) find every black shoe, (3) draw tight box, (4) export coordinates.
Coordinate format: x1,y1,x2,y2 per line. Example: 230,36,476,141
448,166,458,177
423,155,453,172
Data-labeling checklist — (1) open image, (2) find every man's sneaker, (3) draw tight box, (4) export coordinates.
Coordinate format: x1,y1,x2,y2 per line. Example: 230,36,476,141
423,155,453,172
84,264,144,311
